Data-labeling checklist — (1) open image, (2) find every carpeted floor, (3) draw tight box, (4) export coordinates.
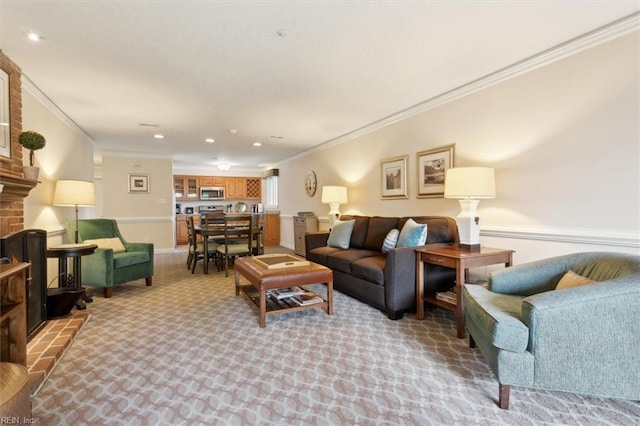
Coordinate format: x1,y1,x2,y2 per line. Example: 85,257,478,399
31,249,640,425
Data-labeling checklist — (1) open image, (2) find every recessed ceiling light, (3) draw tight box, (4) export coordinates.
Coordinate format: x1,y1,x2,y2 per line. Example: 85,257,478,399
27,32,41,42
253,142,262,147
229,129,238,134
276,30,287,37
205,138,215,143
270,135,284,140
153,134,164,139
217,162,231,171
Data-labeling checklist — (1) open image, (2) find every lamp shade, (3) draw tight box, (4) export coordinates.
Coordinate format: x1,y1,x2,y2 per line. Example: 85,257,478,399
444,167,495,199
53,180,96,206
321,186,348,204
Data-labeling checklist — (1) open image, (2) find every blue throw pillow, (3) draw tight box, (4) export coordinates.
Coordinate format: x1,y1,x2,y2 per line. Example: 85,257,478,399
396,218,427,247
327,219,355,249
381,229,399,255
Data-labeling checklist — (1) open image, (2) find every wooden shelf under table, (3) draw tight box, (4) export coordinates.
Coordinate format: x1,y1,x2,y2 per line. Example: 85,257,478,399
238,284,329,317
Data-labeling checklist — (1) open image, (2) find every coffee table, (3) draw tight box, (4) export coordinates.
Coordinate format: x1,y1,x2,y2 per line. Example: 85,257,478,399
234,256,333,327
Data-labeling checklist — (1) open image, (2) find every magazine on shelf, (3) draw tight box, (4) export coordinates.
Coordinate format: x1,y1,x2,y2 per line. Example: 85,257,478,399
435,291,457,304
291,292,324,306
269,286,307,300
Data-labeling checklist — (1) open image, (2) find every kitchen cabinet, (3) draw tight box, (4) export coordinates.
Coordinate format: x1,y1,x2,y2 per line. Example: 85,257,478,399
293,216,318,257
176,215,200,245
226,177,246,199
199,176,226,187
264,213,280,246
174,176,199,201
174,175,261,201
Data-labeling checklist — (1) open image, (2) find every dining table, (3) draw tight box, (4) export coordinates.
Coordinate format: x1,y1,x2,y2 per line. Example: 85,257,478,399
194,213,265,274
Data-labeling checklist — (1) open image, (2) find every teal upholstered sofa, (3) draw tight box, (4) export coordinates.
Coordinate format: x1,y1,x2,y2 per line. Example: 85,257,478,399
65,219,154,298
463,252,640,409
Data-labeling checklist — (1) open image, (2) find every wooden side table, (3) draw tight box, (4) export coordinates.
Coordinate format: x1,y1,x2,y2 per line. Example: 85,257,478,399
415,245,514,338
46,243,98,310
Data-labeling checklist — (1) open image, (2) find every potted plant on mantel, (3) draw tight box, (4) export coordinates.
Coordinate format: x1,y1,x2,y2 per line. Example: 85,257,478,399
18,130,46,180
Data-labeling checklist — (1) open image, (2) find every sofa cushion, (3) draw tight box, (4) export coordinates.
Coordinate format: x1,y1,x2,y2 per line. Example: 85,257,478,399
327,219,355,249
397,219,427,247
340,215,370,249
556,270,594,289
381,229,399,255
113,251,150,268
351,255,386,286
306,246,342,266
327,249,380,274
363,217,400,251
84,237,126,253
463,284,530,353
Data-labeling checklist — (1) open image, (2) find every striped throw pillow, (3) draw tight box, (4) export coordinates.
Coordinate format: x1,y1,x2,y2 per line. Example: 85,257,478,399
381,229,399,255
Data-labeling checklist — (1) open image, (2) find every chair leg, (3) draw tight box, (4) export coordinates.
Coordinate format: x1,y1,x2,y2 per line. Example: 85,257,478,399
187,253,193,269
499,383,510,410
104,287,113,298
191,255,199,274
145,277,152,287
469,334,476,348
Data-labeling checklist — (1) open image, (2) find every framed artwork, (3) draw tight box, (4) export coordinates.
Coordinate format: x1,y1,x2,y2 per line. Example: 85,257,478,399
128,174,150,193
416,144,455,198
0,69,10,159
380,155,408,199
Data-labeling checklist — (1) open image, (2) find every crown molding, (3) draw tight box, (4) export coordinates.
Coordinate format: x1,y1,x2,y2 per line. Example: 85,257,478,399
21,75,94,141
278,12,640,165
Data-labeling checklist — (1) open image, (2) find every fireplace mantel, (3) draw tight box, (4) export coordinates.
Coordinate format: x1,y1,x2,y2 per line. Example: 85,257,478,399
0,170,38,201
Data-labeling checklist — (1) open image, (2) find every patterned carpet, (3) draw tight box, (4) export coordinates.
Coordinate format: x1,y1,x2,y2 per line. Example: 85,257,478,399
31,249,640,425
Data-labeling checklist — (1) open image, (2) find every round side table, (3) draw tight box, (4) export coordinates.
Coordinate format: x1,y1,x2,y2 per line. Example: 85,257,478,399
46,243,97,316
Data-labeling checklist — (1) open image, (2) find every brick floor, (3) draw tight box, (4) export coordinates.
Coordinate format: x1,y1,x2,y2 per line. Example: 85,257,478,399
26,310,90,395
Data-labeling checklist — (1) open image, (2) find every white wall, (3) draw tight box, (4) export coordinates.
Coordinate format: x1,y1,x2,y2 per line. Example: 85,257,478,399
274,31,640,265
101,155,174,251
21,79,95,284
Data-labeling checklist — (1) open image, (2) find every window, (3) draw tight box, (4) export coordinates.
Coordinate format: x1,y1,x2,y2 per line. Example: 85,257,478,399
265,176,278,209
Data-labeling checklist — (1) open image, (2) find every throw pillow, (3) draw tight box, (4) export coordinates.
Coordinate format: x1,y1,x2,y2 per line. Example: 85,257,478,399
396,218,427,248
555,270,595,289
381,229,399,255
83,237,126,253
327,219,355,249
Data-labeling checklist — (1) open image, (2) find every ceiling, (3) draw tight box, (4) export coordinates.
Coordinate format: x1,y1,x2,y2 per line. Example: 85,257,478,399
1,1,638,172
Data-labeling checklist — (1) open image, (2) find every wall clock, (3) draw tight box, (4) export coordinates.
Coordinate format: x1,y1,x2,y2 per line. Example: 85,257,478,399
304,170,317,197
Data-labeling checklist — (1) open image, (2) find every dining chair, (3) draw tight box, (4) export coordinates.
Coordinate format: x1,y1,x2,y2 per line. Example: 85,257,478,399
216,214,253,277
199,212,224,272
187,216,207,274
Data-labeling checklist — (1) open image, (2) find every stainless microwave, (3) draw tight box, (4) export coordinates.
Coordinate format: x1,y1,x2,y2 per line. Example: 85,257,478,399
200,186,225,200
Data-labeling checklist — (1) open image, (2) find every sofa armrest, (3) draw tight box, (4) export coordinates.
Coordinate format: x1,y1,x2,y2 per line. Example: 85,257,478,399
489,256,573,296
305,232,329,253
81,248,114,286
383,246,420,313
520,274,640,397
125,242,154,255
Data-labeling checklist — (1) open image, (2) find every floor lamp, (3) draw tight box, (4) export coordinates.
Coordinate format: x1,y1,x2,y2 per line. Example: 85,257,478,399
53,180,96,243
444,167,495,251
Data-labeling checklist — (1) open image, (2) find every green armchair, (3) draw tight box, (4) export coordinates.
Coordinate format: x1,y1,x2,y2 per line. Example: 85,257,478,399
463,252,640,409
65,219,154,298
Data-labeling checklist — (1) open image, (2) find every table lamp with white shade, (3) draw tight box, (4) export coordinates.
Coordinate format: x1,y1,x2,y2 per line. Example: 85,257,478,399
444,167,495,251
53,179,96,243
321,186,348,228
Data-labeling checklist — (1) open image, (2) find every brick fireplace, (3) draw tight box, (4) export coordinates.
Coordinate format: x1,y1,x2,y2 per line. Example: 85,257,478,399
1,50,36,235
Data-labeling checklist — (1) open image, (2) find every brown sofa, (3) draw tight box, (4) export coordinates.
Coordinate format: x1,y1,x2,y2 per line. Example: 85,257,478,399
305,215,458,319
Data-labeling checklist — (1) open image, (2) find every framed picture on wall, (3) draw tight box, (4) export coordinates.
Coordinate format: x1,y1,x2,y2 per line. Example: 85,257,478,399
0,69,10,159
380,155,408,199
128,174,150,193
416,144,455,198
